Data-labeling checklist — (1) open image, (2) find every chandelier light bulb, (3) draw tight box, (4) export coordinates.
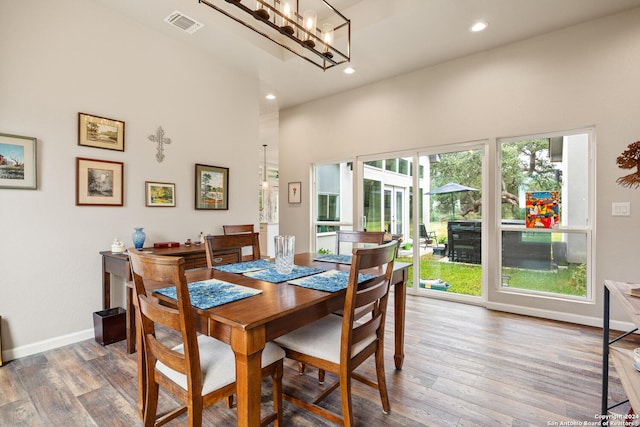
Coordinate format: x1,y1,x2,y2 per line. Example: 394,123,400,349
302,10,317,48
281,2,294,34
321,23,334,58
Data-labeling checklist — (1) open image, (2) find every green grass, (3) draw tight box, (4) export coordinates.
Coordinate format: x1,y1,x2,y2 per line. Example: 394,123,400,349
397,254,586,297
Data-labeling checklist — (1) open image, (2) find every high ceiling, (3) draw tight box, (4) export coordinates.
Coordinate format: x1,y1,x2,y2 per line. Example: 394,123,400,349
94,0,640,111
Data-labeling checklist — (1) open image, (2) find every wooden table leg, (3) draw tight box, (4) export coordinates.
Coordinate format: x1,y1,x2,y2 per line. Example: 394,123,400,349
231,327,265,427
126,284,136,354
393,268,407,370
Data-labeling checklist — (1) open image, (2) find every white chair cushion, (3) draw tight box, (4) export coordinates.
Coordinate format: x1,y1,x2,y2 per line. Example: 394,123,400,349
156,335,285,394
274,314,376,364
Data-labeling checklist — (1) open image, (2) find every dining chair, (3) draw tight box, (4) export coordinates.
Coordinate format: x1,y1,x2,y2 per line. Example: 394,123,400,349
204,232,261,269
334,230,385,255
274,240,398,427
128,249,284,427
298,229,386,382
223,224,254,235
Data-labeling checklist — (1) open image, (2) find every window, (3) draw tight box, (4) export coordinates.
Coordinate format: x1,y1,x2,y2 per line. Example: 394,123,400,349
498,129,593,299
317,193,339,221
313,162,353,251
384,159,397,172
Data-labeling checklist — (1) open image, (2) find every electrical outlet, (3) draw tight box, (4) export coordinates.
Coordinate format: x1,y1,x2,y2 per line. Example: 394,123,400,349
612,202,630,216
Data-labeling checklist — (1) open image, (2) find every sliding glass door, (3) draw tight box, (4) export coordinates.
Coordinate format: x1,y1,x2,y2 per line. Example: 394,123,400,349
414,146,484,299
357,148,484,301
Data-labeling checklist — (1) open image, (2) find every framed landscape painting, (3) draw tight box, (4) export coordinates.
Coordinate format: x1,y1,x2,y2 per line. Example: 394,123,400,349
0,133,37,189
78,112,125,151
195,164,229,210
146,181,176,207
76,157,124,206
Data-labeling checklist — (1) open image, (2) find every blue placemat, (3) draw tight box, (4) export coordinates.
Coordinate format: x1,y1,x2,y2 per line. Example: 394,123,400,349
213,259,275,274
288,269,376,292
154,279,262,310
313,254,353,265
243,265,325,283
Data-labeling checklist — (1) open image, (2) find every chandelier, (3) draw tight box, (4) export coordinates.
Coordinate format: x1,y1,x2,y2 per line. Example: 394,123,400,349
198,0,351,71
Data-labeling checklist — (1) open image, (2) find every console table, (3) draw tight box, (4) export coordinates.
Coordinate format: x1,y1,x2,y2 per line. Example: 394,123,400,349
601,280,640,425
99,245,207,352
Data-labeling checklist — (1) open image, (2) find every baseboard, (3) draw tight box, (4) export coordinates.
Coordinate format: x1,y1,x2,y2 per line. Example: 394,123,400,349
485,301,634,332
2,328,94,363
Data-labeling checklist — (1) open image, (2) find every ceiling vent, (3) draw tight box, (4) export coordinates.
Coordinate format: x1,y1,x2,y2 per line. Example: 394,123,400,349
164,11,204,34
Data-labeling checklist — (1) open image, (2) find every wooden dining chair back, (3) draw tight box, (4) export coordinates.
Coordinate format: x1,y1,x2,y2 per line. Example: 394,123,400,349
334,230,386,255
223,224,254,235
274,240,398,427
204,232,261,269
128,249,283,427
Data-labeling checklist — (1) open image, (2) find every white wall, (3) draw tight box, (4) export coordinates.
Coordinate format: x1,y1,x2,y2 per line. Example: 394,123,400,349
0,0,261,358
279,8,640,324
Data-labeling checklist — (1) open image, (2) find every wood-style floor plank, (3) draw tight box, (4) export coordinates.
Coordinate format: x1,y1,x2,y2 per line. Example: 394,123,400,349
0,294,635,426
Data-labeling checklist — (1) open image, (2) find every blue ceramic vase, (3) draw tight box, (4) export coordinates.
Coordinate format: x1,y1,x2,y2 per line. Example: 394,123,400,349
132,227,146,249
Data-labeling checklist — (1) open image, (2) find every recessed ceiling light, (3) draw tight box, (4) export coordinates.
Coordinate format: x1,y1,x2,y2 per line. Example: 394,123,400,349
470,21,488,32
343,66,356,75
265,93,276,100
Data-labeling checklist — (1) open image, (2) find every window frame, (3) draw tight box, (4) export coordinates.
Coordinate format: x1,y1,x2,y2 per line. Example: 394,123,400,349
496,127,595,302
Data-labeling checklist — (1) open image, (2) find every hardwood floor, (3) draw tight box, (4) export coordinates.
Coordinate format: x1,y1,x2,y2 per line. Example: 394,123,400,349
0,294,634,426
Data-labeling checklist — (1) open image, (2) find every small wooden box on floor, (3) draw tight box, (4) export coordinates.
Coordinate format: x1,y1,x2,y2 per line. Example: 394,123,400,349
93,307,126,346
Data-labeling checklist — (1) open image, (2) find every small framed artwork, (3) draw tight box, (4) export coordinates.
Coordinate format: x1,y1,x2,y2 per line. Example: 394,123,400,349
78,112,125,151
0,132,37,189
145,181,176,207
288,181,301,204
195,164,229,210
76,157,124,206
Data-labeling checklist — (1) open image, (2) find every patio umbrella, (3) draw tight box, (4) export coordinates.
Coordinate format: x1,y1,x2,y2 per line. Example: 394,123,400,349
425,182,478,220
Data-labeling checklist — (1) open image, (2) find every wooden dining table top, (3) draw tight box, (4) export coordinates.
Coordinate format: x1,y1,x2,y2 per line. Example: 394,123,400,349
178,253,361,335
144,252,410,426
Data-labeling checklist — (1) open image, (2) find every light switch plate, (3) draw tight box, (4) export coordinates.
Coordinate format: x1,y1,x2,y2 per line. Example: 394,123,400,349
612,202,630,216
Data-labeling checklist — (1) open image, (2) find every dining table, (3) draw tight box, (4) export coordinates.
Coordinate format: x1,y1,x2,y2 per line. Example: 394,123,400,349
139,252,411,427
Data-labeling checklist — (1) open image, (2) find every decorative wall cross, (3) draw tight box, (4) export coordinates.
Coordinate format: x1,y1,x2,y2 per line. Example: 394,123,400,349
148,126,172,163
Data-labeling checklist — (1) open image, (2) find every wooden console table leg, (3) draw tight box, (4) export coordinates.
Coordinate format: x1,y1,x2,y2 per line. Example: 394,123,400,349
102,258,111,310
126,285,136,354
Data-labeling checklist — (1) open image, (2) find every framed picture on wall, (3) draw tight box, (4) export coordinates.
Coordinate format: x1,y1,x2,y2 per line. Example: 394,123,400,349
145,181,176,207
195,164,229,210
78,112,125,151
76,157,124,206
0,132,37,190
288,181,301,204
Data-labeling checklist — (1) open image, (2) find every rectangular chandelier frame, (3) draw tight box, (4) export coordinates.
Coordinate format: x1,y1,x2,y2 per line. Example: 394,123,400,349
199,0,351,71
